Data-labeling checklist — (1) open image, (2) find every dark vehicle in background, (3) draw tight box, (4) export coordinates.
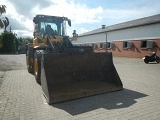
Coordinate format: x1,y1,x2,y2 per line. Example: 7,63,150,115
143,52,160,64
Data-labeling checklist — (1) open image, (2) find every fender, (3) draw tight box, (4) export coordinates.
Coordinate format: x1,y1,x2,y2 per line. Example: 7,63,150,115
143,56,149,60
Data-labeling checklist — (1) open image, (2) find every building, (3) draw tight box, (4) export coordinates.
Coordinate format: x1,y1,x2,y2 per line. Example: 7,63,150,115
73,14,160,58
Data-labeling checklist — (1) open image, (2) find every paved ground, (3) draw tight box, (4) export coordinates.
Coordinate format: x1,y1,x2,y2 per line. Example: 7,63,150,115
0,54,160,120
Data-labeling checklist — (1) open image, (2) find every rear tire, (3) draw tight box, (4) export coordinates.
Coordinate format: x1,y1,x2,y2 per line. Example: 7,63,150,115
34,50,42,85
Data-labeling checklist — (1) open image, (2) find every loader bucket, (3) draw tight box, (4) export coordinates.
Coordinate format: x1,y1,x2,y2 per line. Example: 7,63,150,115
41,52,123,104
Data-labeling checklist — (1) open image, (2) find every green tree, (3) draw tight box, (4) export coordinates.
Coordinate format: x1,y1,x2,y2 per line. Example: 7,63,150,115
23,37,33,43
17,37,33,44
0,35,3,48
15,38,19,52
0,32,16,53
0,5,9,31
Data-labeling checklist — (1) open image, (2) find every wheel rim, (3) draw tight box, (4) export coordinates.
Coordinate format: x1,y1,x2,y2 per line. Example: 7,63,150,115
34,58,38,76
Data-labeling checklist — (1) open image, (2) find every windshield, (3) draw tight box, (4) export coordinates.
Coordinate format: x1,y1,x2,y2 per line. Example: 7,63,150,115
35,17,67,37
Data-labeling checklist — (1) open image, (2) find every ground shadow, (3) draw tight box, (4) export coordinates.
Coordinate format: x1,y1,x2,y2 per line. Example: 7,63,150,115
52,88,148,115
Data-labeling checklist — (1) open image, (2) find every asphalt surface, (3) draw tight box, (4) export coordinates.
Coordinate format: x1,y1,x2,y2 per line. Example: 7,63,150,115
0,54,160,120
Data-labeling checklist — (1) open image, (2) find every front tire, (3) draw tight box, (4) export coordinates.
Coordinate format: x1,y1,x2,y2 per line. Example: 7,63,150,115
144,59,149,64
34,50,42,85
26,49,34,74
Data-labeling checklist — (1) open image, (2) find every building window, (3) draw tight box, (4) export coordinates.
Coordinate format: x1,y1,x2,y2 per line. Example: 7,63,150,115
123,41,133,49
92,43,97,49
141,40,154,48
123,41,128,48
106,42,114,49
100,43,103,48
103,43,107,49
107,42,111,48
141,41,147,48
147,40,154,48
127,41,133,48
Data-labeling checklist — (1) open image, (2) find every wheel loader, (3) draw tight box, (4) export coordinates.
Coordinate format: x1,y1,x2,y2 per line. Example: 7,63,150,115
26,14,123,104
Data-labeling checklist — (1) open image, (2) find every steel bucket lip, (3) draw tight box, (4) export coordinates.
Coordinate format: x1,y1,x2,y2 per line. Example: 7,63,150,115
45,87,123,104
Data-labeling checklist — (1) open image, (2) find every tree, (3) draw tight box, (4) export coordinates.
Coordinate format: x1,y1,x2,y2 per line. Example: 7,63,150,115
0,5,9,31
0,34,2,48
0,32,16,53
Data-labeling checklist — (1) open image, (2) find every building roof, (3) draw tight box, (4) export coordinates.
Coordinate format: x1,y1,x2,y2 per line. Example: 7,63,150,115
79,14,160,37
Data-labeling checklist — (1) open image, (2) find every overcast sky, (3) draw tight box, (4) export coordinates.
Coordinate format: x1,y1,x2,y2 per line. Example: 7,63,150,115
1,0,160,38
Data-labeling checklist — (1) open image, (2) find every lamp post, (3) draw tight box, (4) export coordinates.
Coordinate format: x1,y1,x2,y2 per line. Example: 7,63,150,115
102,25,107,52
105,32,107,52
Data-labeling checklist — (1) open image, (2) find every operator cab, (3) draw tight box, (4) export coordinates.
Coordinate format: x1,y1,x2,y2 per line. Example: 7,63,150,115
33,15,71,38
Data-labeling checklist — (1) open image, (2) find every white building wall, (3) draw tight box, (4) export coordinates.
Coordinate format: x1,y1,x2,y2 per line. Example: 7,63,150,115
74,23,160,44
107,23,160,42
73,33,106,44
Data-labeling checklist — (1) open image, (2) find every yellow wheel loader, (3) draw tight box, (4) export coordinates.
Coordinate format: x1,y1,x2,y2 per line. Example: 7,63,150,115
26,14,123,104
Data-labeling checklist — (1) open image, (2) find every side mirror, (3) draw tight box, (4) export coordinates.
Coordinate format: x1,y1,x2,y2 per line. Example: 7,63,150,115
68,19,71,27
33,17,38,24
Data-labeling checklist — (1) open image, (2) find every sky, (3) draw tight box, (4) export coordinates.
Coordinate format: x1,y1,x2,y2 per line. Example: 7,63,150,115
1,0,160,38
